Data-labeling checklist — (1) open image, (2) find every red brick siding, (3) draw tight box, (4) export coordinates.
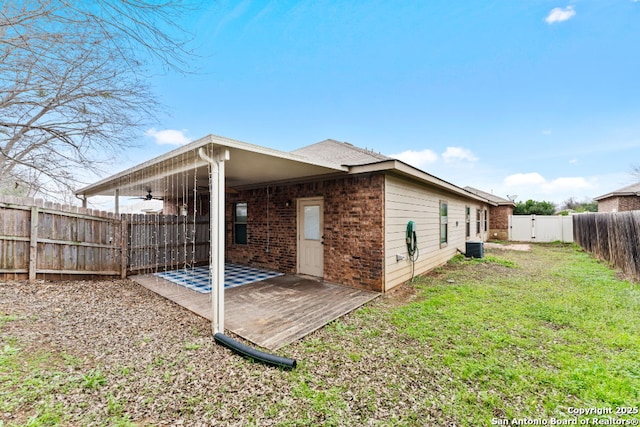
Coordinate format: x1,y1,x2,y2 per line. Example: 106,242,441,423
226,174,385,292
598,197,618,212
619,196,640,211
489,205,512,240
598,196,640,212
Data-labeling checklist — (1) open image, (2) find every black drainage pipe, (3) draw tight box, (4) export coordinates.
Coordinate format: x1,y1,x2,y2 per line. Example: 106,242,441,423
214,332,297,370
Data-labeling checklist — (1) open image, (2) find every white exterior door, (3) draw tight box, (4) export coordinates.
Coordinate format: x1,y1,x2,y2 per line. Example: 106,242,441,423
298,198,324,277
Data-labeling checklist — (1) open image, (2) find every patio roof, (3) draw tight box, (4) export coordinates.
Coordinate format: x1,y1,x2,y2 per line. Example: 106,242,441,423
75,134,349,199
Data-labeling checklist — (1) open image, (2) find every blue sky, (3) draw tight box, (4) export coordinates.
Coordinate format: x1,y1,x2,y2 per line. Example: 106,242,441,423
120,0,640,206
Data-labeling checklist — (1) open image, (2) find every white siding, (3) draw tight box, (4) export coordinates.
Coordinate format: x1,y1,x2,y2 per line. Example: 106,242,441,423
384,175,488,291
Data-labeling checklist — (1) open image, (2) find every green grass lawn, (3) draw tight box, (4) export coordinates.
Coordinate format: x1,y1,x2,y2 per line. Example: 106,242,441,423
389,244,640,424
1,243,639,426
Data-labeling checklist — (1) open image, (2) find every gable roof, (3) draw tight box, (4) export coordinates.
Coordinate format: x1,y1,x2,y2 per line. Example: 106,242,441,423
292,139,392,166
293,140,496,205
594,182,640,201
464,186,515,206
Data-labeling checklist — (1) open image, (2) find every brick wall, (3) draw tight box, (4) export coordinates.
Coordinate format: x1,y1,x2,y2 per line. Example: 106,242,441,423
489,205,512,240
226,174,385,292
598,197,619,212
618,196,640,212
597,196,640,212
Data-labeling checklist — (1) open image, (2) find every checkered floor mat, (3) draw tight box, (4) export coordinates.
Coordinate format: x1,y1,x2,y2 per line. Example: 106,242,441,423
154,264,284,293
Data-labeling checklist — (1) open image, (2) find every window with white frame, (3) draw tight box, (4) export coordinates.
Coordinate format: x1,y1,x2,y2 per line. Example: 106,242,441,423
465,205,471,238
484,209,488,232
440,201,448,245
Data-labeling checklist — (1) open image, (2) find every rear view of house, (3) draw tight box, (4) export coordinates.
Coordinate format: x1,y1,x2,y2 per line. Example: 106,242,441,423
76,135,496,293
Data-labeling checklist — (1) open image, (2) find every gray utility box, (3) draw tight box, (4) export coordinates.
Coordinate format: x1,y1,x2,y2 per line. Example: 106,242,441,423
465,241,484,259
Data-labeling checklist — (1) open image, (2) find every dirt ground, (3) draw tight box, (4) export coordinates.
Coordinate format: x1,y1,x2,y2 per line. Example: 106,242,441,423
0,278,446,426
484,242,531,251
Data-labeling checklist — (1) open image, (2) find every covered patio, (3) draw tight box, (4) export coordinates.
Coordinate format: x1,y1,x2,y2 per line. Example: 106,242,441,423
76,134,373,348
132,271,379,350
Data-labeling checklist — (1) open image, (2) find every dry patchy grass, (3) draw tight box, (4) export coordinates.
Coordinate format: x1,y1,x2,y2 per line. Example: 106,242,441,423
1,243,639,426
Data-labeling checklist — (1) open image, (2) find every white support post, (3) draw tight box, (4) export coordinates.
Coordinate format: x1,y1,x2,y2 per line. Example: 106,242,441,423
199,147,229,335
115,189,120,215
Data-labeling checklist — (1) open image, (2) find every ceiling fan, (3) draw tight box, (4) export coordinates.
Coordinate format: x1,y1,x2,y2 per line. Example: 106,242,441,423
137,189,163,201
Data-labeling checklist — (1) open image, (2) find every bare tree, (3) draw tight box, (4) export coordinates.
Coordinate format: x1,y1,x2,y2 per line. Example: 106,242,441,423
0,0,194,199
632,164,640,182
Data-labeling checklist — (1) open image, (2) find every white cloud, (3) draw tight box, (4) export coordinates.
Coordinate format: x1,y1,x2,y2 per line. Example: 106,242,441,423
547,176,591,191
145,128,191,145
390,149,438,169
504,172,592,194
504,172,546,187
545,6,576,24
442,146,478,163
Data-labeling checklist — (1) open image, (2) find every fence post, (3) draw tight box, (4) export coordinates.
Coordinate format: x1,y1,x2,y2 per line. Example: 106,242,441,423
531,214,536,240
120,216,128,278
28,206,39,282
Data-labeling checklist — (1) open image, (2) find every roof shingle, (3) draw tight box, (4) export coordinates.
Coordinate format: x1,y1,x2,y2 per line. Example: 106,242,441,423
292,139,392,166
594,182,640,200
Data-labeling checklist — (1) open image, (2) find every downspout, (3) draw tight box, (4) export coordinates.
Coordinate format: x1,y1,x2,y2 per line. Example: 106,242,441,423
198,146,297,370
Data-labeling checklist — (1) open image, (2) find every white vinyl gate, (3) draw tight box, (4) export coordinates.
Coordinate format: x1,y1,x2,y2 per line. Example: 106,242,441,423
508,215,573,242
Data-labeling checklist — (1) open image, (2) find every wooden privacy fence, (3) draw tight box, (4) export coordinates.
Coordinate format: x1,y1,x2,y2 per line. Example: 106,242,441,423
126,214,210,274
0,196,211,281
0,195,124,280
573,211,640,281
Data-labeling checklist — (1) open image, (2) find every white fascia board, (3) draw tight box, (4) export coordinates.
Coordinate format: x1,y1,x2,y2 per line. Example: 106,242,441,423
76,134,347,196
349,160,498,206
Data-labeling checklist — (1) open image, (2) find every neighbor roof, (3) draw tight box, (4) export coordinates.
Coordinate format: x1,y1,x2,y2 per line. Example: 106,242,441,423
464,187,515,206
292,139,392,166
593,182,640,201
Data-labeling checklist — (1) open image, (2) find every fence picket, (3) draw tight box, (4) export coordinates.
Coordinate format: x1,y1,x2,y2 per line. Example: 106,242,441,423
1,197,213,280
0,196,124,280
574,212,640,281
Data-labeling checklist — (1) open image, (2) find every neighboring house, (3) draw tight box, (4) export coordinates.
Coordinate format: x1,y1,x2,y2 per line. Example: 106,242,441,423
464,187,515,241
76,135,496,293
594,182,640,212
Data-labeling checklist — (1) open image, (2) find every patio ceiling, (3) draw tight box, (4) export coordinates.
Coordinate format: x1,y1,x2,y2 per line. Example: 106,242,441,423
75,134,348,199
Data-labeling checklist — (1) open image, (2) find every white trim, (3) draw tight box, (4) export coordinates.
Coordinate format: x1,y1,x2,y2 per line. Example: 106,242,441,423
199,146,229,335
349,160,497,206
